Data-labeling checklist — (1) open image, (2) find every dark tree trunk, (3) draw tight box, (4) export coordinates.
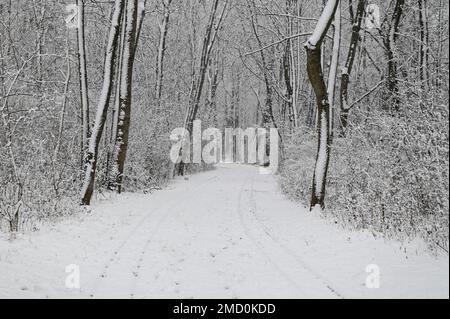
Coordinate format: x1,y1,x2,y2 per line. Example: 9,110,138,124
418,0,429,90
305,0,339,210
76,0,90,169
155,0,172,105
109,0,139,193
339,0,366,135
383,0,404,112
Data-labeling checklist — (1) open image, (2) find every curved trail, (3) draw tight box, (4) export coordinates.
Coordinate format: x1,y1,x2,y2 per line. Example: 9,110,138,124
87,165,342,298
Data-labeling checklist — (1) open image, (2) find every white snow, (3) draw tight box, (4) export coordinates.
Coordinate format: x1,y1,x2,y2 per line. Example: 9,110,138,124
314,112,329,197
0,165,448,298
305,0,338,48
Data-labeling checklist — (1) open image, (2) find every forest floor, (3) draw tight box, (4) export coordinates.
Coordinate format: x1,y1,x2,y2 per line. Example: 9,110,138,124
0,164,448,298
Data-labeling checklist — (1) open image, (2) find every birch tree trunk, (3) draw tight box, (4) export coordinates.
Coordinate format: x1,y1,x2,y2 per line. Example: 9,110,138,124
305,0,339,210
80,0,125,205
108,0,139,193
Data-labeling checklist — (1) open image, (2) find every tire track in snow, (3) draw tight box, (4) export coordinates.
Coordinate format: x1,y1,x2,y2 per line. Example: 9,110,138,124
237,169,343,298
89,175,218,298
247,175,344,298
236,172,310,297
128,175,220,298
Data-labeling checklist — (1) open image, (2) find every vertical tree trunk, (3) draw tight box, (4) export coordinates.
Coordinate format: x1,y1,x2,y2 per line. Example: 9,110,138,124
207,49,220,126
106,5,127,182
339,0,366,134
383,0,404,112
283,40,294,127
305,0,339,210
80,0,125,205
52,31,71,197
418,0,429,90
108,0,139,193
327,1,341,141
282,0,296,129
155,0,172,105
76,0,90,167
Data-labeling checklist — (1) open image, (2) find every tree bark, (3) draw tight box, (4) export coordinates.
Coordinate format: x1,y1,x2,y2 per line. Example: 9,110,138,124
80,0,125,205
418,0,429,90
155,0,172,105
108,0,139,193
327,1,341,141
339,0,366,135
383,0,404,112
305,0,339,210
206,50,220,126
76,0,90,168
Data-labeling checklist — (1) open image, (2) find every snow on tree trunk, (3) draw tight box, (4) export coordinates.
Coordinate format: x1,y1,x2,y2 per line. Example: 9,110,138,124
80,0,125,205
327,1,340,140
339,0,366,135
108,0,139,193
76,0,90,167
304,0,339,211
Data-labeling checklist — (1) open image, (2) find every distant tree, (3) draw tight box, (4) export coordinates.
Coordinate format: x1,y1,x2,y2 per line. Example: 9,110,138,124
176,0,228,175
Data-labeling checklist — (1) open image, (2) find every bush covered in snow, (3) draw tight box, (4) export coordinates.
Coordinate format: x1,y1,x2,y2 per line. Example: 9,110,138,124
280,92,449,252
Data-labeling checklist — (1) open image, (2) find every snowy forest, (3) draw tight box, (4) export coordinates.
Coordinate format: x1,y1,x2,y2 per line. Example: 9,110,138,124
0,0,448,299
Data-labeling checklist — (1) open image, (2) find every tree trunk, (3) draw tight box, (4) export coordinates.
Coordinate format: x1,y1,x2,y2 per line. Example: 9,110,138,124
155,0,172,105
305,0,339,210
383,0,404,112
108,0,139,193
106,3,127,183
418,0,429,90
206,50,220,126
76,0,90,168
80,0,125,205
339,0,366,135
327,1,341,141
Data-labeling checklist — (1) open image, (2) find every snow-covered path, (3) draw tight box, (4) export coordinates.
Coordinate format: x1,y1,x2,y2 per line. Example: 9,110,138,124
0,165,448,298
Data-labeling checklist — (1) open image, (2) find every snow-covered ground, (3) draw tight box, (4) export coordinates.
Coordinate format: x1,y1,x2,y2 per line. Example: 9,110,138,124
0,165,448,298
